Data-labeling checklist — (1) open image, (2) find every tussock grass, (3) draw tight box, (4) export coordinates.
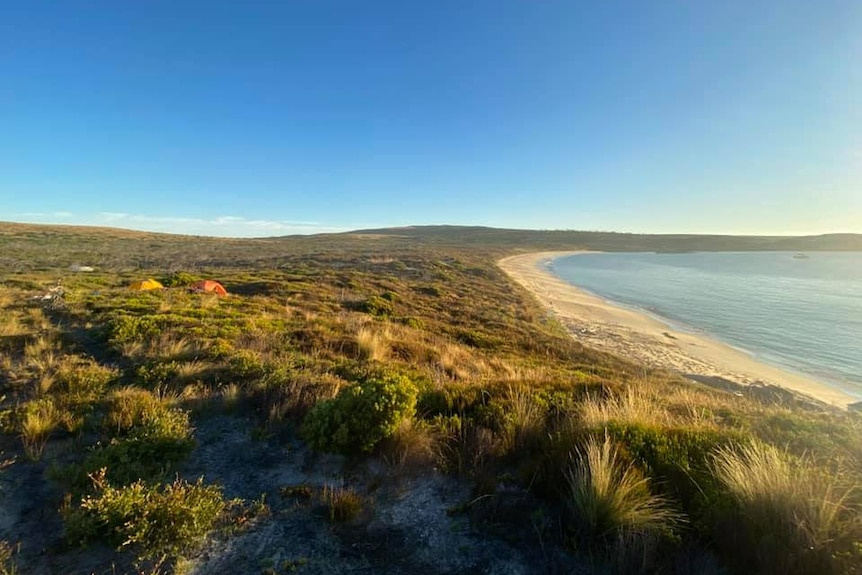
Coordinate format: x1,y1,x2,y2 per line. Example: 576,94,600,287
173,359,209,381
502,384,546,454
153,335,197,359
356,326,390,361
320,484,364,523
580,384,669,429
20,398,60,460
103,387,164,435
436,342,492,381
579,375,729,430
713,441,860,573
0,310,22,337
564,435,682,541
0,540,19,575
24,307,51,332
379,418,438,472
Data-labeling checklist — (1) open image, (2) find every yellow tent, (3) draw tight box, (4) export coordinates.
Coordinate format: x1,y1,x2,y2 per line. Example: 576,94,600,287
128,279,164,291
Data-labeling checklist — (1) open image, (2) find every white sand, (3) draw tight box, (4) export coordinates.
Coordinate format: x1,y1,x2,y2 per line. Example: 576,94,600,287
499,251,856,408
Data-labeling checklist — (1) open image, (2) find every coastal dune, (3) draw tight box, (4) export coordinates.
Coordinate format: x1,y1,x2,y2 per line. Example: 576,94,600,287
499,251,856,408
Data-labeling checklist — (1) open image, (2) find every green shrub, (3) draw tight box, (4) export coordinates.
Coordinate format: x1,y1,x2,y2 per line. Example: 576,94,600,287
103,387,188,439
108,315,161,345
454,329,500,350
380,291,399,302
604,422,740,531
65,473,225,558
74,435,194,490
55,359,118,402
358,296,393,318
401,316,424,330
62,392,194,491
162,271,198,287
228,350,266,380
303,371,417,453
134,360,180,388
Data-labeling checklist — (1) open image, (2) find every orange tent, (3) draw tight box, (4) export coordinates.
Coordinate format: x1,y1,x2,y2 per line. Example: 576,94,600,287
189,280,228,296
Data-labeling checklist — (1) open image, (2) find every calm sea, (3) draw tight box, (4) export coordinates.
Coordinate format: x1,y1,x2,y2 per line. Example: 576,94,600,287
550,252,862,400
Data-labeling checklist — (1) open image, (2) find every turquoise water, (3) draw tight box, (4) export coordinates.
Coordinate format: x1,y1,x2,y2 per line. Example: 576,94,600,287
550,252,862,400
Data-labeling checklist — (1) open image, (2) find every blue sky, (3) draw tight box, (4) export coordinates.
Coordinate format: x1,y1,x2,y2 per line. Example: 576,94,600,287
2,1,860,236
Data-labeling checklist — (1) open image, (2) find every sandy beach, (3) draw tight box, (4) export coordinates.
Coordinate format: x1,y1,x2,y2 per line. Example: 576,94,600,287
499,251,856,408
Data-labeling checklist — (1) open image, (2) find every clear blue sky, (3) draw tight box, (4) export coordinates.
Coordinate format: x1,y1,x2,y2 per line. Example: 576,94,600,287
2,1,860,236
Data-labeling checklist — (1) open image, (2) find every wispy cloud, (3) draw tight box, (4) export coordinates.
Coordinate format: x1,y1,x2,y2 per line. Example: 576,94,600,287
16,211,75,219
8,211,346,237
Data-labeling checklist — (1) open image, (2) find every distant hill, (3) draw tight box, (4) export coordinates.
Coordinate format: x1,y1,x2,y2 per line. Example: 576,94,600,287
1,222,860,274
348,225,862,252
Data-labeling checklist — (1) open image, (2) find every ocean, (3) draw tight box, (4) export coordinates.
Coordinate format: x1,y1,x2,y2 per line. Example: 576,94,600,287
550,251,862,400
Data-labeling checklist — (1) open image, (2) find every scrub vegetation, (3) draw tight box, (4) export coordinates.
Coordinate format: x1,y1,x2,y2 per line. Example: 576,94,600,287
0,222,860,574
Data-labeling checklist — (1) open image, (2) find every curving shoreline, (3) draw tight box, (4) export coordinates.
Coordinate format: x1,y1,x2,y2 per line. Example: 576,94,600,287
498,251,856,408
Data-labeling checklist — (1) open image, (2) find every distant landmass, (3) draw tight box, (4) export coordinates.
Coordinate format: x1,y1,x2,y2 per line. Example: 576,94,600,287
2,222,861,263
349,225,862,252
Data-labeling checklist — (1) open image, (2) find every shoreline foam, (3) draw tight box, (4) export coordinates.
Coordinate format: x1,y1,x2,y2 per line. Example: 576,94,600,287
498,251,856,408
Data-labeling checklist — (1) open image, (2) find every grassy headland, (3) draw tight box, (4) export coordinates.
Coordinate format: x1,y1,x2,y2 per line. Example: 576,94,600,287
0,222,860,574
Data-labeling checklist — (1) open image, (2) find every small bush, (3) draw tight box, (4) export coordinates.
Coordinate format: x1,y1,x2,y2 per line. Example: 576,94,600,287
60,391,194,490
108,315,161,345
604,422,740,530
228,350,266,380
358,296,393,318
565,435,682,543
55,359,118,403
162,272,198,287
303,371,417,453
65,472,225,558
401,316,424,330
134,360,181,388
103,387,188,439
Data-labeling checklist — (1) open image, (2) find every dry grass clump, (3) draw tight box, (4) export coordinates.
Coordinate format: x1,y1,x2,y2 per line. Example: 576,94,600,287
0,540,19,575
355,326,390,361
173,359,209,381
712,441,860,574
23,336,61,376
256,370,345,427
20,398,60,460
320,485,364,523
152,335,198,359
579,375,730,430
435,342,492,381
24,307,51,332
0,305,23,337
103,387,164,435
379,418,438,472
501,384,546,454
580,384,670,429
565,435,682,541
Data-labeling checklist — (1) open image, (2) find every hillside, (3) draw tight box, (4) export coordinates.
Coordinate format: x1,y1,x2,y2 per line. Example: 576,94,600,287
351,225,862,252
0,222,860,575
